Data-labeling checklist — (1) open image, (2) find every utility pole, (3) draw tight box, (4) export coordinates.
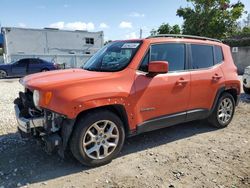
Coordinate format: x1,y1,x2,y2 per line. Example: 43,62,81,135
139,28,142,39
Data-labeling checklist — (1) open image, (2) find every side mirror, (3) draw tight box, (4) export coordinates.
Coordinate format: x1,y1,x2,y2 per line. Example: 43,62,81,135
148,61,169,75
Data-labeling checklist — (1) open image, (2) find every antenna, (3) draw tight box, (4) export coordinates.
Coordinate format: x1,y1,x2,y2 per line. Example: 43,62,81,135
139,28,142,39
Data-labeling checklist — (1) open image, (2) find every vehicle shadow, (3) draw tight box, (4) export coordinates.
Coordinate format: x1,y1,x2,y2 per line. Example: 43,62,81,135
0,120,216,187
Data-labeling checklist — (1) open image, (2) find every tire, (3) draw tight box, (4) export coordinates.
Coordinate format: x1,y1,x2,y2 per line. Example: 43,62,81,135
0,70,7,79
208,92,235,128
41,68,49,72
243,85,250,95
70,110,125,167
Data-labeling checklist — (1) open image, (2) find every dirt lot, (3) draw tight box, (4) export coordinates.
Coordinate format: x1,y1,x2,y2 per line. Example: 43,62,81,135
0,78,249,188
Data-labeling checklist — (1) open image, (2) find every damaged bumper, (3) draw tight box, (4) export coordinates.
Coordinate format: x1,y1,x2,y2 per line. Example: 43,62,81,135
14,90,75,156
14,104,44,134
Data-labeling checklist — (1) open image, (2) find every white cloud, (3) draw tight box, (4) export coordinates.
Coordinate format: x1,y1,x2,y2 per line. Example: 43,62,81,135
49,21,64,29
99,23,109,29
129,12,145,18
18,23,27,28
49,21,95,31
125,32,137,39
119,21,133,29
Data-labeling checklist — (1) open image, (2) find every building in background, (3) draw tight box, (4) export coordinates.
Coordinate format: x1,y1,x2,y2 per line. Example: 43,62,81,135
0,27,104,67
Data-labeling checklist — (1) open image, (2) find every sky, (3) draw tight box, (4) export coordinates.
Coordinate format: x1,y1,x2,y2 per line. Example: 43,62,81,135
0,0,249,41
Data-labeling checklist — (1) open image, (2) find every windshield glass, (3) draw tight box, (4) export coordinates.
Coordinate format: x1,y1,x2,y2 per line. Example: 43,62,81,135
83,41,142,72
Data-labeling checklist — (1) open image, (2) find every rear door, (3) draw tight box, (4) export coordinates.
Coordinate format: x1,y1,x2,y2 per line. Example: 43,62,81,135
11,59,28,76
188,44,225,118
27,59,42,74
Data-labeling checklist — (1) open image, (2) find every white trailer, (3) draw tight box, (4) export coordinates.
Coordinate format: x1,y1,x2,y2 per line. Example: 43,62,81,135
0,27,104,67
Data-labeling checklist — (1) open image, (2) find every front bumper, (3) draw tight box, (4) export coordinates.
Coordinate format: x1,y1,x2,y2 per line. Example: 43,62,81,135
14,104,44,134
243,74,250,88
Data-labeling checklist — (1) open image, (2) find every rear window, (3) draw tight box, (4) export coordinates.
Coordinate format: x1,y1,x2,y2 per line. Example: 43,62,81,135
191,44,214,69
214,46,224,64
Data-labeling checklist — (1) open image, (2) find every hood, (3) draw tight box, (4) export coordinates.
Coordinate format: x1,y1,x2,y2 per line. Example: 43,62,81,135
21,69,113,90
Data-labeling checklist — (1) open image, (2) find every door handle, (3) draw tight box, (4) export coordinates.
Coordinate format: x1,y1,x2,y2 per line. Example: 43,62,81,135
176,78,189,86
212,74,222,81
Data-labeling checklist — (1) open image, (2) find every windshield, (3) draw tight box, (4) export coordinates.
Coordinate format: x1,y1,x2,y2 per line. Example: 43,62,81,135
83,41,142,72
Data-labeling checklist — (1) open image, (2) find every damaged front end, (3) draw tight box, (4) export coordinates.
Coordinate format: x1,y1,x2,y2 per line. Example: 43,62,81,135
14,88,75,157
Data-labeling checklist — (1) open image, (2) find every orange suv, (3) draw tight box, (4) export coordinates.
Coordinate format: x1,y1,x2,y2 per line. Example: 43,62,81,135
14,34,240,166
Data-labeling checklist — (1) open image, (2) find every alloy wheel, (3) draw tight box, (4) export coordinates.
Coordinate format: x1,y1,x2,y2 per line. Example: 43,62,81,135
0,70,7,78
217,97,233,125
83,120,119,160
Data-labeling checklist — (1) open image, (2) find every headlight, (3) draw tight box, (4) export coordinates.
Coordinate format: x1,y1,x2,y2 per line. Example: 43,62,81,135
33,90,40,107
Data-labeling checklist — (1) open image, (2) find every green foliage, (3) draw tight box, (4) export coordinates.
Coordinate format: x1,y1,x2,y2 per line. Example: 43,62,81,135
223,26,250,47
150,23,181,36
0,48,3,56
177,0,245,39
223,37,250,47
241,26,250,34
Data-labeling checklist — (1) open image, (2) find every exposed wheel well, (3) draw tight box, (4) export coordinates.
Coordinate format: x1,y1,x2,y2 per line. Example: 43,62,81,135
224,88,238,104
41,68,49,72
210,87,239,115
75,105,130,135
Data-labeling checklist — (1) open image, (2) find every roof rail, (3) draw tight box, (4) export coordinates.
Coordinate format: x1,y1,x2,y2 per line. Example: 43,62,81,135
146,34,222,43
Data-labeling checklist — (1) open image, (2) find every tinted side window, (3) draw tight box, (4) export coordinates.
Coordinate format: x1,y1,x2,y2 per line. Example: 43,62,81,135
150,43,185,71
191,44,214,69
214,46,223,64
14,59,27,67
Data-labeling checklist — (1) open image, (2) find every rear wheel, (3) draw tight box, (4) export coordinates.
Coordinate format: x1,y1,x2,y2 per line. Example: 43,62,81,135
41,68,49,72
70,110,125,167
208,92,235,128
0,70,7,78
243,85,250,94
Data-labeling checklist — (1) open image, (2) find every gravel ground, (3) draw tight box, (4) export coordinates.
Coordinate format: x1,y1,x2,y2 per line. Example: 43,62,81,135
0,78,249,188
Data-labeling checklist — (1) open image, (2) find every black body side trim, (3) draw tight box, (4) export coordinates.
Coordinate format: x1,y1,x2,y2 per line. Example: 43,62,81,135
137,112,186,134
136,108,210,134
186,109,210,121
208,86,225,116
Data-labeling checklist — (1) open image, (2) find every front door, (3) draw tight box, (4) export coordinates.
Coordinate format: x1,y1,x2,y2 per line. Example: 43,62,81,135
134,43,191,128
11,59,28,76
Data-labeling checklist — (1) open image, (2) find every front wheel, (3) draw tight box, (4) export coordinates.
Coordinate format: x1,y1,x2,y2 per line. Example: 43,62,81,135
208,92,235,128
0,70,7,79
70,110,125,167
41,68,49,72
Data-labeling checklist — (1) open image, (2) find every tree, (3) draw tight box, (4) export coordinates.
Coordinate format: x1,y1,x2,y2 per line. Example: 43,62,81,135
177,0,245,39
150,23,181,36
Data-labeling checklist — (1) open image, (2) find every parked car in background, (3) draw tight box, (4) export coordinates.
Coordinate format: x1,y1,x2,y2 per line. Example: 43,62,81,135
0,58,59,78
14,35,240,167
243,66,250,94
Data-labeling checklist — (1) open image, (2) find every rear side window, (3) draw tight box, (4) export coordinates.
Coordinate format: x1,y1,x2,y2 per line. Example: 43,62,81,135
150,43,185,72
214,46,224,64
191,44,214,69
